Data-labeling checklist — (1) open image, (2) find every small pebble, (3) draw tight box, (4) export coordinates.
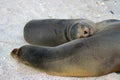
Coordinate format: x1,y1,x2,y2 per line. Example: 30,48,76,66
110,10,114,14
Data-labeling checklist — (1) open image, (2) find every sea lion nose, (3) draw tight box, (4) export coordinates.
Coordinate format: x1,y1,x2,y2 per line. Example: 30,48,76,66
82,26,90,37
84,30,88,34
11,48,19,58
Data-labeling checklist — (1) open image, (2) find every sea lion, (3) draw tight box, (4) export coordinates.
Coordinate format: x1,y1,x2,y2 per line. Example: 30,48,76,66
96,19,120,32
11,21,120,77
24,19,96,46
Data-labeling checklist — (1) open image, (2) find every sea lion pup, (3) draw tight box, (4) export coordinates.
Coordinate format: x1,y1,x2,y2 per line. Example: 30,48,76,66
24,19,96,46
11,21,120,77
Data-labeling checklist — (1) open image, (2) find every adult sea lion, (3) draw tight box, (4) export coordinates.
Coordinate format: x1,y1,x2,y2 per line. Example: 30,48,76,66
24,19,96,46
11,21,120,77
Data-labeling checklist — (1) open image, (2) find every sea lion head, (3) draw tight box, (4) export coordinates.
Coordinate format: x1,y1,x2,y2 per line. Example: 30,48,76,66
11,48,19,59
68,21,96,40
11,46,46,68
11,46,30,65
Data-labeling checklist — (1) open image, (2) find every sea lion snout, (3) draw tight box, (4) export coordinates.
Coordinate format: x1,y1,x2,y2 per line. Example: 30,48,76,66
11,48,19,59
75,23,93,38
81,26,90,37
